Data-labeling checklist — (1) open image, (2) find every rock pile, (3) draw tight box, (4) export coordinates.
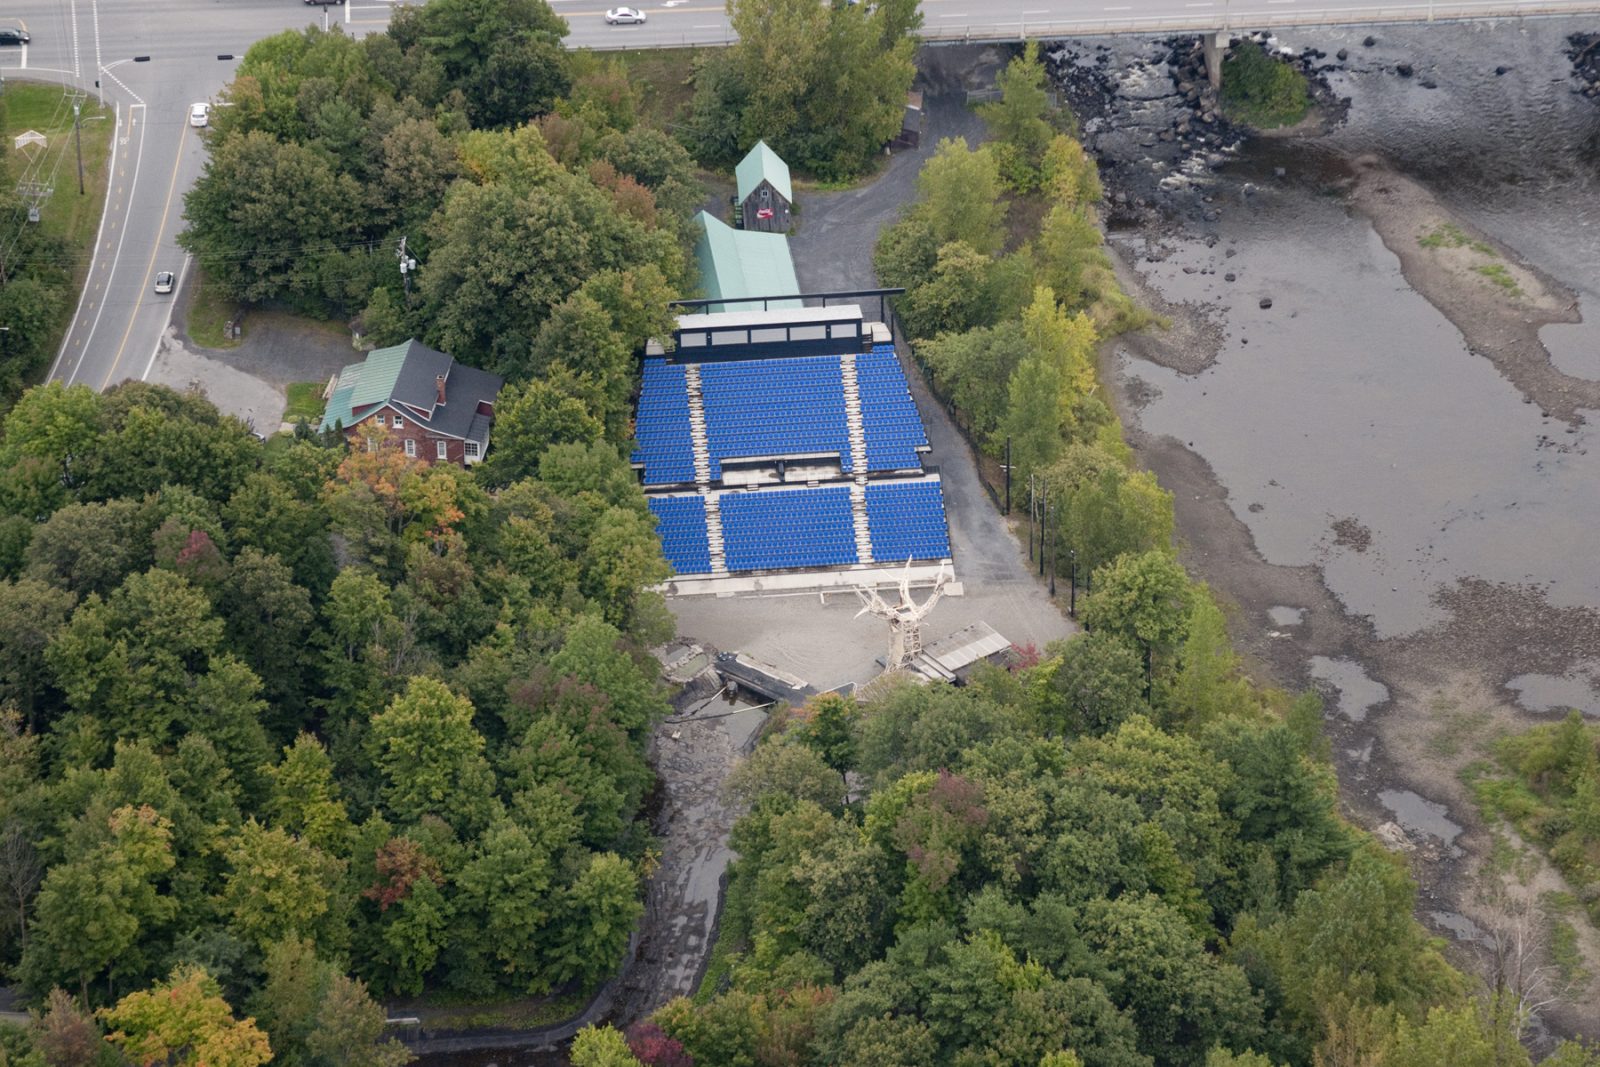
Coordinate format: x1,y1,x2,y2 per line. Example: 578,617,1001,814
1045,33,1344,226
1566,33,1600,97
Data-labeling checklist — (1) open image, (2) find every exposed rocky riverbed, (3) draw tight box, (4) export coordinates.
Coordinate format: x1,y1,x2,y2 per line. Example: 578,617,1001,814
1058,19,1600,1044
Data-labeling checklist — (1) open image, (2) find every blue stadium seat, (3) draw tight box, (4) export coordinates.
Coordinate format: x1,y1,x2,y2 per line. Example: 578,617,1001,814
700,356,852,477
648,495,713,575
865,481,951,562
719,486,858,572
631,360,698,485
857,348,929,471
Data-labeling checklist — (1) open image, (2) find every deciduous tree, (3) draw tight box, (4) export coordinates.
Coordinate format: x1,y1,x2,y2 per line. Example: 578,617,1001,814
98,965,271,1067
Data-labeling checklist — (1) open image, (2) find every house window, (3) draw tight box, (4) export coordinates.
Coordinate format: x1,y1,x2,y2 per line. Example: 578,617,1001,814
376,413,386,427
464,441,480,460
393,415,404,429
436,440,449,460
365,437,376,453
404,439,416,458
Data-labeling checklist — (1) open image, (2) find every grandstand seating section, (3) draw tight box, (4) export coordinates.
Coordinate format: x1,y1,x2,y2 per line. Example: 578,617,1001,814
648,495,713,576
700,356,851,478
720,487,858,571
865,481,952,564
859,345,929,471
631,360,696,485
631,335,954,577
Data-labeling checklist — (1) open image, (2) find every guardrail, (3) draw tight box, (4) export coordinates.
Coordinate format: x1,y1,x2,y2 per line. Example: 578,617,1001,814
578,34,735,50
570,1,1600,51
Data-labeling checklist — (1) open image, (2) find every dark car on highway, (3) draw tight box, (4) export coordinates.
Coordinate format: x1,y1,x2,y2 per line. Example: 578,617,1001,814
0,28,30,46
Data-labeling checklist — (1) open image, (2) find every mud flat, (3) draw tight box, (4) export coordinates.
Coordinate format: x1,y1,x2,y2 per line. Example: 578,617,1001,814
1343,159,1595,423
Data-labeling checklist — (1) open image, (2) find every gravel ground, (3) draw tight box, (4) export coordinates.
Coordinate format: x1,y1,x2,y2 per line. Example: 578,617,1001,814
148,284,359,431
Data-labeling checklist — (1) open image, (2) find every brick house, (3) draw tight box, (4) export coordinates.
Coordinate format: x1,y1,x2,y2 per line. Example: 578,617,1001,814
319,339,504,467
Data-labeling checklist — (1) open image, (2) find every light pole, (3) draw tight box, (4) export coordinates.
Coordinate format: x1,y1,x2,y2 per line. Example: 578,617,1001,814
1068,548,1077,618
1003,436,1011,515
1047,500,1056,597
1027,473,1036,561
1038,485,1047,578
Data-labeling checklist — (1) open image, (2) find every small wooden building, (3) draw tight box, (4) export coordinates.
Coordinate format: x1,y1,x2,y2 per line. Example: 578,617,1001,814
735,141,793,234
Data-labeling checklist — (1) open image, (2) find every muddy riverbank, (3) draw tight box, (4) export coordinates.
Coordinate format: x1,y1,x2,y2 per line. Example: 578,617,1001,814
1071,18,1600,1043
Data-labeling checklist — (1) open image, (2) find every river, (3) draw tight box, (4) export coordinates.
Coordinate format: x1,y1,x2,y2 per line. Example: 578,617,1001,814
1095,19,1600,654
1057,16,1600,1036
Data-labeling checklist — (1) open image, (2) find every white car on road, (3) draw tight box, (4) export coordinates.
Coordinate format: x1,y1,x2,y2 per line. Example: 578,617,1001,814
189,102,210,128
605,7,646,23
154,271,175,295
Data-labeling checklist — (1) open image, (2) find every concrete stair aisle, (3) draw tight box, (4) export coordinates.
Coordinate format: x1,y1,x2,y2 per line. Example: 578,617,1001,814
684,363,713,487
849,483,874,565
839,353,869,480
702,490,728,574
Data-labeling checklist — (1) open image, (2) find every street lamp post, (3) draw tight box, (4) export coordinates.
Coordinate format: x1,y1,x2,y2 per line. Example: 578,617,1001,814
998,435,1011,515
1038,485,1047,578
1068,548,1077,617
1047,501,1056,597
1027,473,1036,561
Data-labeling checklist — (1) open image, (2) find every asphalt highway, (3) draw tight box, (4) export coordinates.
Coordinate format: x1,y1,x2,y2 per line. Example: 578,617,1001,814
3,0,1595,394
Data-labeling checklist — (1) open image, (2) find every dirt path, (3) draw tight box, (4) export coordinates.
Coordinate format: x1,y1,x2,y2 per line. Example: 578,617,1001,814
609,694,766,1021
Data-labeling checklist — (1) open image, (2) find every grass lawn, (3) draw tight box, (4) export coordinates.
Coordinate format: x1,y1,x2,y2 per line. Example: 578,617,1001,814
604,48,703,129
2,82,115,362
185,268,243,349
284,381,326,423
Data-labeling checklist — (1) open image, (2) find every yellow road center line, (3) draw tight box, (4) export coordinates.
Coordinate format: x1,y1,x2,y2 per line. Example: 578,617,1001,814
102,118,190,390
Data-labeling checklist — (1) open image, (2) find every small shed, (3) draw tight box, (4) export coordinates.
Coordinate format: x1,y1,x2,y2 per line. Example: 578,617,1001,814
895,91,924,149
735,140,793,233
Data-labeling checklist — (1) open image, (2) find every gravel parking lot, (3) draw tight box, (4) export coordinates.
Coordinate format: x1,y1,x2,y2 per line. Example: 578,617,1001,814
145,292,358,431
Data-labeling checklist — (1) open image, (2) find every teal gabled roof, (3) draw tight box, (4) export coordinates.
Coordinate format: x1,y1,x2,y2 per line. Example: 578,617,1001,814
694,212,802,314
735,140,793,205
319,361,366,433
318,341,419,432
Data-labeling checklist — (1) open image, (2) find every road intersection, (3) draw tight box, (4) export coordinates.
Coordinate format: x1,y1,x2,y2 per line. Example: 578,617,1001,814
2,0,1595,395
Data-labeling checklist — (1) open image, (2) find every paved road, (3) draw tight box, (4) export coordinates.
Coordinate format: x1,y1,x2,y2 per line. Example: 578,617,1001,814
6,0,1597,395
3,0,355,391
570,0,1600,50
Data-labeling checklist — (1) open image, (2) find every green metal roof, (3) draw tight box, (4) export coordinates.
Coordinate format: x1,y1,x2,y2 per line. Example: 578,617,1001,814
735,140,793,205
317,341,413,432
694,212,802,314
319,361,365,433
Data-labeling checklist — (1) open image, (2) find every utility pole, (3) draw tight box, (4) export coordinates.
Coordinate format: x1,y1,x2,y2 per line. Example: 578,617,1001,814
397,236,417,296
74,97,85,195
1003,436,1011,515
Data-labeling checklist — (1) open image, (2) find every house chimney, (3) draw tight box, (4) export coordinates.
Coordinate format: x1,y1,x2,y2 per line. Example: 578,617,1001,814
435,373,446,406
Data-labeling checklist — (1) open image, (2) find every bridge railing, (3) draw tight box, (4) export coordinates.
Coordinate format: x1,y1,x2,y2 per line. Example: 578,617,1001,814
573,1,1600,51
917,1,1600,42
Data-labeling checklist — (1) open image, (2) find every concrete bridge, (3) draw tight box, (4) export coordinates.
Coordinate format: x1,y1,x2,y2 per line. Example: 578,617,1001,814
903,1,1600,88
580,1,1600,62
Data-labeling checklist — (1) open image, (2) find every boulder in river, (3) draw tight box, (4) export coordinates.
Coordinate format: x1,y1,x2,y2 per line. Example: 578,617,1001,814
1364,35,1376,47
1259,297,1274,309
1396,62,1414,78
